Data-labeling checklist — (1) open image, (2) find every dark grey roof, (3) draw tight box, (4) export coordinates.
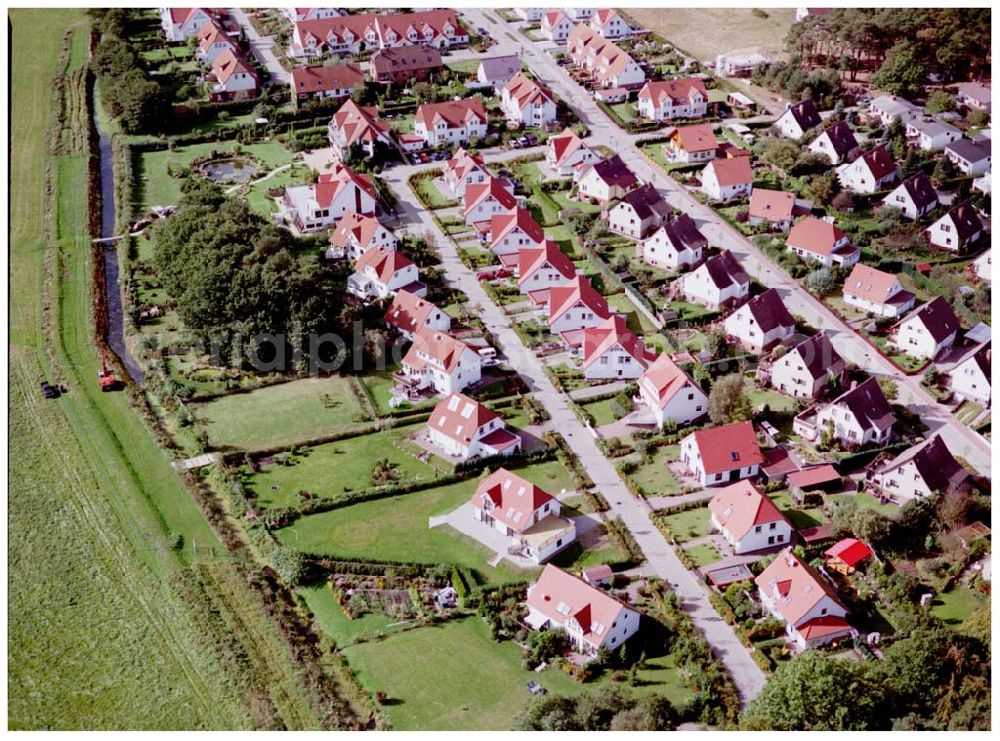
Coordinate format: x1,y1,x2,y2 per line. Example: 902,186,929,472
703,249,749,290
478,54,520,82
908,296,962,343
880,434,969,495
659,213,708,253
619,183,670,221
787,99,821,130
897,171,938,211
942,200,985,244
743,288,795,334
946,138,991,163
819,121,859,157
791,332,844,380
833,377,895,433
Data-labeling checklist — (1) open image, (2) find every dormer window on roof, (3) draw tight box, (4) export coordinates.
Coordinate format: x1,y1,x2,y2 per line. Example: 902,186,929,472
556,601,571,616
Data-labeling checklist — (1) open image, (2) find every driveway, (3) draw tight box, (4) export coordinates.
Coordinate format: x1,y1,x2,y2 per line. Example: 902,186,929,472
229,7,289,85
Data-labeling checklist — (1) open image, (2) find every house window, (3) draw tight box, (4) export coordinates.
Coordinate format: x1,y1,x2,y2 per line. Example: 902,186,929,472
755,525,762,533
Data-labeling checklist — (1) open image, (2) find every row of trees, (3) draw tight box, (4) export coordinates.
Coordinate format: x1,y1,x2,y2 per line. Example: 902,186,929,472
515,684,678,731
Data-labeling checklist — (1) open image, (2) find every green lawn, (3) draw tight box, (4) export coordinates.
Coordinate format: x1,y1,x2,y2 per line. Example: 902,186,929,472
445,58,482,76
193,376,372,451
579,397,623,427
628,445,681,497
359,364,436,417
412,172,457,209
930,585,983,625
748,387,799,414
768,489,827,530
241,161,307,218
685,543,722,568
826,492,899,516
658,505,710,543
606,292,658,335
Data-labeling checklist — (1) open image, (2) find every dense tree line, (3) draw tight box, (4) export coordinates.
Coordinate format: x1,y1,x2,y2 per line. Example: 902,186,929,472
515,685,678,731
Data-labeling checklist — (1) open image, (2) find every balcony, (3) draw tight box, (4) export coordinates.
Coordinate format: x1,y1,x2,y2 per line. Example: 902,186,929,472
792,407,821,442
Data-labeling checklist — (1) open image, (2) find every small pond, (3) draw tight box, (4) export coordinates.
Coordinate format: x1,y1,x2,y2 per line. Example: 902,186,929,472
199,157,260,184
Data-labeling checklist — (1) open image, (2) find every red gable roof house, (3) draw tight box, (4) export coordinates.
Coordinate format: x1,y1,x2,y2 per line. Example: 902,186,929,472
540,9,574,43
837,144,900,194
568,25,646,89
786,216,860,268
290,10,467,58
518,241,577,304
680,420,763,486
546,128,599,177
665,123,719,164
841,263,915,318
471,469,576,564
463,176,518,229
575,154,639,204
399,327,482,396
748,189,795,230
275,164,378,234
413,98,488,148
797,377,896,448
290,63,364,104
525,565,641,654
709,481,794,554
501,72,557,128
546,276,613,340
723,288,796,353
161,7,218,42
638,353,709,428
347,246,422,301
327,99,395,160
892,296,962,360
370,45,443,85
824,538,874,574
489,206,546,258
755,549,852,649
208,48,258,101
196,18,238,63
327,212,397,261
384,290,451,341
701,156,753,202
444,147,490,198
580,315,653,381
589,8,633,39
426,392,521,461
637,78,709,122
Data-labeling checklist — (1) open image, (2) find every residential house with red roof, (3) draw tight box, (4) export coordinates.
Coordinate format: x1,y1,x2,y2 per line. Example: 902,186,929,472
807,121,861,164
426,392,521,461
748,189,795,230
774,99,822,140
208,48,258,101
546,276,613,339
501,73,557,128
589,8,633,39
347,246,422,300
769,332,845,398
384,290,451,341
795,377,895,447
882,171,938,220
841,263,915,318
524,565,640,654
398,328,482,396
755,549,853,649
327,212,396,261
289,10,467,58
664,123,719,164
709,481,794,554
413,98,488,147
701,156,753,201
567,25,645,89
869,433,970,503
607,183,671,239
463,176,518,229
518,241,577,301
837,144,900,193
639,214,706,271
546,129,599,177
824,538,874,575
274,164,378,234
540,10,574,42
575,154,639,203
681,420,763,486
638,353,708,428
290,63,364,105
892,296,961,359
580,315,652,380
681,249,750,309
471,469,576,564
283,7,340,23
723,288,796,353
927,200,985,252
941,341,991,407
196,19,238,64
786,217,860,267
637,78,709,122
444,147,490,198
369,45,443,85
161,7,217,42
327,99,395,161
489,207,546,261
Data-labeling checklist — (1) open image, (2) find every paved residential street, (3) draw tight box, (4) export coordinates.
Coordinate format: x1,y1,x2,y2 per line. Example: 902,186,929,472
229,7,289,85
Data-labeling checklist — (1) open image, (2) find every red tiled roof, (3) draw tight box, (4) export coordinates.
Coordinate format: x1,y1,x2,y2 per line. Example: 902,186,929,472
384,290,444,335
329,212,388,251
526,565,634,650
518,241,576,287
549,129,593,167
472,468,554,533
639,353,699,409
670,123,718,153
504,72,554,109
748,189,795,221
639,78,708,107
581,315,651,370
314,164,377,208
787,464,840,489
428,392,500,445
291,63,363,94
688,421,763,475
547,276,612,326
330,99,392,147
706,155,753,187
797,615,852,640
825,538,873,568
787,217,849,257
403,328,473,374
415,98,487,131
708,481,790,540
464,176,518,216
490,206,545,248
355,245,412,284
843,264,902,304
755,549,847,626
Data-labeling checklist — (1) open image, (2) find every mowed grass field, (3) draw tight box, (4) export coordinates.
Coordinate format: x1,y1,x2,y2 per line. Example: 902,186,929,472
8,11,253,728
625,7,796,61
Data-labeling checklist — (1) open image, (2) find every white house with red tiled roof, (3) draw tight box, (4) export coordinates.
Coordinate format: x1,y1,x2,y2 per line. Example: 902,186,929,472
723,288,796,353
463,176,518,228
638,353,708,428
639,214,706,272
347,246,422,300
841,263,915,318
427,393,521,461
892,296,961,359
769,332,845,399
196,19,238,64
489,207,546,259
398,328,481,396
327,100,395,161
472,469,576,564
443,147,490,197
546,276,613,338
546,129,599,177
275,164,378,234
290,63,364,104
580,316,652,380
637,78,708,122
786,217,860,268
284,7,340,23
540,9,574,42
709,481,793,554
701,156,753,201
501,73,557,128
680,421,763,486
836,144,900,194
208,49,258,101
681,250,750,309
524,565,640,654
384,290,451,341
289,10,467,57
161,7,216,42
756,550,852,649
327,213,396,261
518,241,577,300
589,8,632,39
568,26,645,89
575,155,639,204
664,123,718,164
748,189,795,230
414,99,488,147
